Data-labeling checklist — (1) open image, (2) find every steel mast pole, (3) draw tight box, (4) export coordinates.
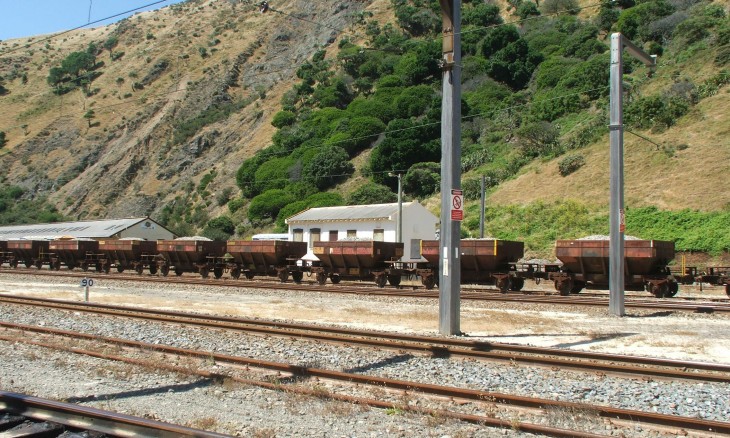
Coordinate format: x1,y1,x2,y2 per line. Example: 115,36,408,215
438,0,462,335
609,33,656,316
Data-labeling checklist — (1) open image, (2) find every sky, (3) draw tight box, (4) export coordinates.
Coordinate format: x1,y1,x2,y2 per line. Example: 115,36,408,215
0,0,188,41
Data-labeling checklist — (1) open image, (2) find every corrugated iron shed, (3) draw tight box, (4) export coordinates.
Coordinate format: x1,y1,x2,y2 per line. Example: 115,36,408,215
286,203,415,224
0,217,160,240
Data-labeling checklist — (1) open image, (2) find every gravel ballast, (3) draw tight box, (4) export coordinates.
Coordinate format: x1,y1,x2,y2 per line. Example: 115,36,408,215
1,273,729,436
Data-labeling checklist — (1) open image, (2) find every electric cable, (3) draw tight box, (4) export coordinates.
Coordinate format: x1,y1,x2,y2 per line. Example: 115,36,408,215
0,0,173,57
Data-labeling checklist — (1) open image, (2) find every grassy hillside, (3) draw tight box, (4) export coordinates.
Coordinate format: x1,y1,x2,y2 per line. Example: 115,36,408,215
0,0,728,260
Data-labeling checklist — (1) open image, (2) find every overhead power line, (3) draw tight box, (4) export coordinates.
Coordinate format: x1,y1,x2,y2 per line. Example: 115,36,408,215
0,0,172,58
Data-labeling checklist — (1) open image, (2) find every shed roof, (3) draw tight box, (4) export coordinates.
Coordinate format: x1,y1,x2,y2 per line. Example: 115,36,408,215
286,202,418,224
0,217,158,240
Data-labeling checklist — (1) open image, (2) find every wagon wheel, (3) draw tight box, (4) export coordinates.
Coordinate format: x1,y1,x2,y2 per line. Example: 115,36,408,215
665,281,679,298
725,284,730,298
230,267,241,280
23,261,32,268
316,272,328,285
67,263,76,271
103,263,111,274
52,260,61,271
149,264,158,275
292,271,303,284
330,274,341,284
570,282,585,294
35,260,43,269
174,267,183,277
375,274,387,288
213,267,224,279
11,260,19,269
421,275,436,290
244,271,255,280
387,275,401,287
509,277,525,292
496,277,511,294
135,264,144,275
277,270,289,283
555,278,573,296
162,265,172,277
81,262,89,271
116,265,125,273
95,263,103,272
649,282,667,298
200,267,210,279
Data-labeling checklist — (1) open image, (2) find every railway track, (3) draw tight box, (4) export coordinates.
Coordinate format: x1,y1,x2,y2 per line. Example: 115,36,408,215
2,320,729,438
0,391,229,437
2,295,729,383
2,268,729,313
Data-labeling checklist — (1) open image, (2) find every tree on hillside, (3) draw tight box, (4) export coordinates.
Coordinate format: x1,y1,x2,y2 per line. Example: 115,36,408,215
0,131,6,148
103,35,119,58
83,110,96,128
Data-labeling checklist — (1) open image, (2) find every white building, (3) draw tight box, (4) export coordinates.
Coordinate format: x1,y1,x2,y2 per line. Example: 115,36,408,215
0,217,175,241
285,202,439,261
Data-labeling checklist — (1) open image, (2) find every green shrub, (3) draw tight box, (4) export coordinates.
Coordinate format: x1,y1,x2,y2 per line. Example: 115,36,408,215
347,183,396,205
558,154,586,176
271,110,296,128
248,189,295,225
227,198,246,214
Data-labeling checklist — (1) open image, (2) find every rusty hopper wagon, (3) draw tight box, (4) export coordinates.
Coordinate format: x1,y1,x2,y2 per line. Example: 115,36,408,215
551,239,677,297
419,239,525,291
5,240,50,269
697,266,730,297
0,240,7,267
311,240,404,287
226,240,308,282
155,239,227,278
48,239,100,271
97,239,159,274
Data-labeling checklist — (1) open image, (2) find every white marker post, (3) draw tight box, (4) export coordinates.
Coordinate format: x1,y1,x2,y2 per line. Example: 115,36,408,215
80,277,94,302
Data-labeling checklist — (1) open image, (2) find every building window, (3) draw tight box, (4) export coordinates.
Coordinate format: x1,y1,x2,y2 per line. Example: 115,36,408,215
410,239,422,259
373,229,384,242
347,230,356,238
293,229,304,242
329,230,338,241
310,228,321,246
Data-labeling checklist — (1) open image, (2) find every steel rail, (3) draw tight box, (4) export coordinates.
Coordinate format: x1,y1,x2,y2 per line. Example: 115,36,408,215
2,322,729,436
0,390,231,437
0,330,603,438
2,295,729,382
1,269,729,312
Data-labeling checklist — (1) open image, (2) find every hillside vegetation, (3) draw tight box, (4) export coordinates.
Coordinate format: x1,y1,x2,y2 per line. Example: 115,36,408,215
0,0,728,259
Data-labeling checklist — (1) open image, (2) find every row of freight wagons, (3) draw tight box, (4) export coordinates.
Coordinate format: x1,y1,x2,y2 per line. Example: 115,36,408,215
2,238,727,297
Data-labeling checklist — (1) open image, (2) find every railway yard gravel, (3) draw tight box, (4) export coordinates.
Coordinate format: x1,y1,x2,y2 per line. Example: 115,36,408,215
1,273,729,437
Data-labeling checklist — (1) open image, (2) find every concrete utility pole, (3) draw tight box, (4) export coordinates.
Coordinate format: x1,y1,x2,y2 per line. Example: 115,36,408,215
390,172,403,244
480,175,486,238
438,0,462,336
609,33,656,316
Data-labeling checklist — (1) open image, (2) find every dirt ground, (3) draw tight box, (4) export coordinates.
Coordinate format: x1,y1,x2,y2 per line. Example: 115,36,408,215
1,274,728,365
